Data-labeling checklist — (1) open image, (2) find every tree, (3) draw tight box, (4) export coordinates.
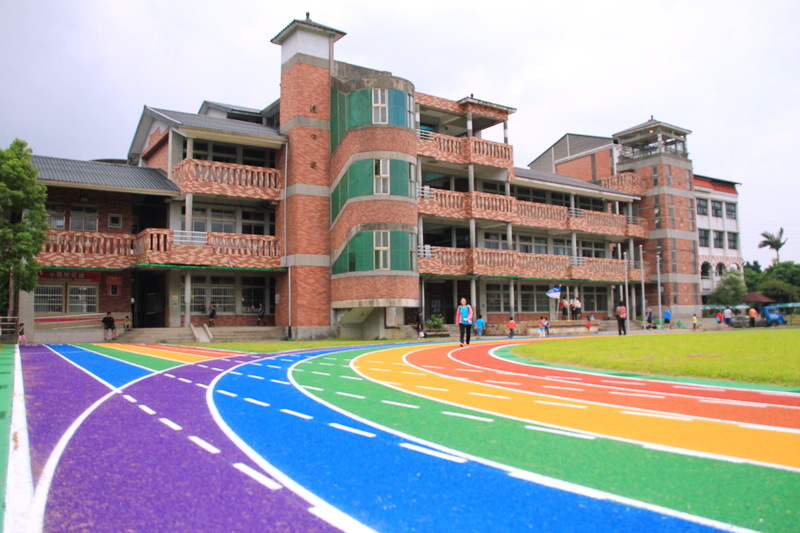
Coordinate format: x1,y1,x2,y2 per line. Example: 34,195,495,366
758,228,788,263
743,260,765,292
757,279,799,304
706,269,747,305
762,261,800,289
0,139,48,314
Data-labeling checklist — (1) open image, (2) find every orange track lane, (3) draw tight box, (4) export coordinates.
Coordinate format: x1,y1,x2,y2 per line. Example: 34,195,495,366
96,343,239,363
353,343,800,470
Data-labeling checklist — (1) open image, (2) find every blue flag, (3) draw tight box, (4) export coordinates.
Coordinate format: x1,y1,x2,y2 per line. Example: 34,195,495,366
546,286,561,299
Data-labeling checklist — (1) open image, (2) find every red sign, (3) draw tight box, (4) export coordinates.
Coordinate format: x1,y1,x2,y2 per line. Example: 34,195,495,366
41,271,101,282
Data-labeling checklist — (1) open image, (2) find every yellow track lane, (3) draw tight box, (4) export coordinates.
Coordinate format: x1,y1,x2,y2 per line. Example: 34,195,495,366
352,344,800,470
97,343,217,363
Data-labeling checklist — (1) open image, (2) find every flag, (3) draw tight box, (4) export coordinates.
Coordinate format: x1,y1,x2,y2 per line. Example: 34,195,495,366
546,286,561,299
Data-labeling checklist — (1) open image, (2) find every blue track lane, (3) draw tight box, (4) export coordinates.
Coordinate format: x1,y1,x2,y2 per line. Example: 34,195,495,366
212,348,722,532
46,344,153,388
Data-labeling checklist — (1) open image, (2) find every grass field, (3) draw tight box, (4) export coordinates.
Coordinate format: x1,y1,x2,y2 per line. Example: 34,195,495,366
200,329,800,388
510,329,800,387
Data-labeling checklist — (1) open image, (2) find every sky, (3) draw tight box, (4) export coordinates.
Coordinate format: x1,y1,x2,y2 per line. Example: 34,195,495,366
2,0,799,267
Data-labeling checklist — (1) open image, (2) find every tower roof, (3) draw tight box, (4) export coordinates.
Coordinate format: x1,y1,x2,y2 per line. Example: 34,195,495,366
271,13,346,45
613,117,691,138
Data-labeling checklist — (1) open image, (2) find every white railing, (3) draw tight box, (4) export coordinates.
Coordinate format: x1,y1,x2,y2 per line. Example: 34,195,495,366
173,230,207,246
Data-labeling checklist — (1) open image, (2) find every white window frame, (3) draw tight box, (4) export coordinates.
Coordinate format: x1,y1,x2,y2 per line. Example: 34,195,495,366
372,88,388,124
374,231,390,270
69,205,98,232
68,285,98,313
45,204,65,230
374,159,390,195
108,213,123,228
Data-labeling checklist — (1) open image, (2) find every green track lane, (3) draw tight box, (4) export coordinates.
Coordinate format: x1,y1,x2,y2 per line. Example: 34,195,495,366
292,346,800,532
75,343,183,372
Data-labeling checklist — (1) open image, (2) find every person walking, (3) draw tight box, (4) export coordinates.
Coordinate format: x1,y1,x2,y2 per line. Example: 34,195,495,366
645,307,654,329
615,301,627,335
456,298,474,347
256,303,266,326
508,316,516,339
748,307,758,328
475,314,486,340
208,303,217,327
17,322,26,345
663,307,672,329
723,306,733,328
416,310,425,339
692,314,698,330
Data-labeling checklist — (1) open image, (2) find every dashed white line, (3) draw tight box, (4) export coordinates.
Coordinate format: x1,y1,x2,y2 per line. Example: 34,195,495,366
267,365,282,369
468,392,511,399
229,371,243,376
674,385,725,391
602,380,646,387
399,443,467,463
382,400,420,409
312,371,331,376
336,392,366,399
401,371,426,376
417,385,448,391
247,374,265,380
609,391,665,399
164,373,176,378
340,375,363,381
138,405,156,415
233,463,282,490
271,379,291,385
178,377,192,384
249,362,262,366
422,365,444,369
302,385,324,391
546,375,582,380
456,368,481,373
542,385,584,391
737,423,800,434
329,423,376,438
280,409,313,420
197,364,209,368
318,362,335,366
700,399,767,407
195,383,209,389
189,436,220,454
524,425,597,439
123,395,137,403
244,398,270,407
211,367,224,372
621,411,693,421
442,411,494,422
535,400,587,409
486,380,521,386
159,418,182,431
368,368,391,372
217,390,238,397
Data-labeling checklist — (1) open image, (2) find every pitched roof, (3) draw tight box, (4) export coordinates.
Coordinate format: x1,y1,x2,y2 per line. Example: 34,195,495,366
271,15,346,45
32,155,179,195
147,107,283,139
514,167,638,199
613,117,691,138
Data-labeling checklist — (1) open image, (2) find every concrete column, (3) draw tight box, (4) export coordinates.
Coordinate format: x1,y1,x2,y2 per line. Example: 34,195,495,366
468,163,475,193
185,193,193,232
506,223,513,251
571,232,578,260
186,137,194,159
509,280,516,316
466,112,473,137
184,273,192,327
469,218,476,248
470,278,477,316
503,120,509,144
418,216,424,248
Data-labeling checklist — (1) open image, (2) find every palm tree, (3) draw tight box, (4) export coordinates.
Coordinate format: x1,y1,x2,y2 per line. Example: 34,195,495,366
758,228,787,263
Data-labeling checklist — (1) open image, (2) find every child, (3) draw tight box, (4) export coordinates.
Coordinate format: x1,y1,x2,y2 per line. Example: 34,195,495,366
692,314,698,330
586,315,594,335
538,317,546,338
123,315,132,331
18,323,26,345
475,314,486,340
508,316,516,339
543,317,549,337
208,303,217,327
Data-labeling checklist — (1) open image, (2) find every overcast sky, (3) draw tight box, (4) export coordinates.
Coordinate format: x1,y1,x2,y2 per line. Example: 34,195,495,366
2,0,798,266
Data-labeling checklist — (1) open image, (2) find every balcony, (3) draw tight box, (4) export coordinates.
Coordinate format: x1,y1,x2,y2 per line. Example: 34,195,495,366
172,159,282,200
39,229,282,270
418,246,645,282
416,130,512,169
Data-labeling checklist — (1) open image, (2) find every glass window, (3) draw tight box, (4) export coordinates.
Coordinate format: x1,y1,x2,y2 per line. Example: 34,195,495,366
241,211,266,235
486,283,505,313
711,201,723,217
372,89,388,124
34,285,64,313
577,197,604,212
45,204,65,230
582,286,608,313
374,231,390,270
484,232,505,250
242,277,267,313
210,276,236,312
534,237,548,255
407,94,415,129
698,229,710,247
374,159,390,195
727,232,739,250
68,286,97,313
713,231,725,248
210,209,235,233
696,198,708,216
725,202,737,219
520,284,550,312
580,241,606,258
550,192,569,207
552,238,570,256
69,206,98,231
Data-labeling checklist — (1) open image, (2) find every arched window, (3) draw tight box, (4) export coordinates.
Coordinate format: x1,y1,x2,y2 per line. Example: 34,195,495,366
701,262,711,279
716,263,726,276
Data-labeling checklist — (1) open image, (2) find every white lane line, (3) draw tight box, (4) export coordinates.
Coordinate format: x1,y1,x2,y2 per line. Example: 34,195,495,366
159,418,183,431
399,443,467,463
622,411,693,421
340,375,363,381
336,392,366,399
468,392,511,399
197,364,209,368
244,398,270,407
293,369,304,373
442,411,494,422
456,368,481,373
249,362,262,366
318,362,335,366
601,380,646,386
329,423,376,438
178,377,192,384
674,385,726,391
422,365,444,369
524,425,597,440
303,385,324,391
247,374,265,380
189,436,221,454
417,385,448,391
535,401,587,409
217,390,238,397
211,367,224,372
546,375,582,380
542,385,584,391
700,399,767,408
368,368,390,372
195,383,209,389
164,373,176,378
280,409,313,420
402,371,427,376
609,391,665,399
738,423,800,434
380,381,402,386
123,395,137,403
267,365,282,369
382,400,420,409
233,463,282,490
312,371,331,376
279,359,295,362
486,380,522,386
229,371,243,376
138,405,156,415
271,379,291,385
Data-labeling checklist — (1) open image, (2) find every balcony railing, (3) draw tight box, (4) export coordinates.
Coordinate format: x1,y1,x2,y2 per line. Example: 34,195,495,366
599,173,648,196
172,159,282,200
416,130,512,167
39,229,282,270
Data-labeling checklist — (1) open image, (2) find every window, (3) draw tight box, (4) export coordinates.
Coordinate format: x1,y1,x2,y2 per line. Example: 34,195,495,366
108,284,119,296
713,230,725,248
210,209,235,233
520,284,549,312
69,205,98,231
372,88,388,124
698,229,710,247
517,235,533,254
578,197,604,212
241,211,266,235
210,276,236,312
34,285,64,313
552,238,570,256
550,192,569,207
534,237,548,255
68,286,98,313
211,143,237,163
486,283,506,312
484,232,505,250
725,202,737,219
579,240,606,258
242,277,267,313
374,159,390,195
582,286,608,313
701,262,711,279
408,163,417,198
727,232,739,250
711,201,723,217
407,94,415,129
108,214,123,228
45,204,65,229
696,198,708,216
374,231,390,270
483,182,502,194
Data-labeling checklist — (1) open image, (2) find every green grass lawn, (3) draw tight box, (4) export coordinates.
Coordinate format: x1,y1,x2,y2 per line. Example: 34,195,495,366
510,329,800,387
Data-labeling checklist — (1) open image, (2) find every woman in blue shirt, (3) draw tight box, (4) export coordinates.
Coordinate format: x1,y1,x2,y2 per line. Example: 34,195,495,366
456,298,474,346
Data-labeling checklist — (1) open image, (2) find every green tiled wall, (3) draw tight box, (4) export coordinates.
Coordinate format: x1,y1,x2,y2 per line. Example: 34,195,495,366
333,231,414,274
331,159,413,221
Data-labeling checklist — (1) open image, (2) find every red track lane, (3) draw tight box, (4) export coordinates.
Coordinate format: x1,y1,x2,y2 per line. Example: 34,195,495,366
404,341,800,429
